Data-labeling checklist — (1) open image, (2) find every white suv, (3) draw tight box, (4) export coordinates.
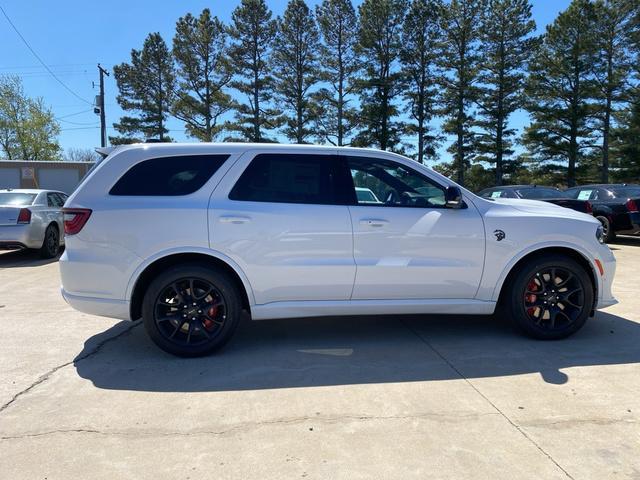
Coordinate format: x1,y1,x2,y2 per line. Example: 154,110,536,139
59,143,617,356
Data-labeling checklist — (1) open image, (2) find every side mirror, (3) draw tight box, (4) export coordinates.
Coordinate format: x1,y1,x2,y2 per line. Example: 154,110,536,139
445,186,464,209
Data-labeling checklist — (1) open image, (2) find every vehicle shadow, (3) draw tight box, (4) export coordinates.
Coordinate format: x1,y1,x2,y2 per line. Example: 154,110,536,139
74,310,639,391
0,248,62,268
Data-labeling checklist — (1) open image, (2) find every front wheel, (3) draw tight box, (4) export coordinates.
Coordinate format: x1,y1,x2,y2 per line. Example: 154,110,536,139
142,264,242,357
506,254,594,340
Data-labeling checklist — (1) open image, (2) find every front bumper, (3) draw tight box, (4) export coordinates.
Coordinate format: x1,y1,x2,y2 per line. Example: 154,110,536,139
595,247,617,310
0,225,43,249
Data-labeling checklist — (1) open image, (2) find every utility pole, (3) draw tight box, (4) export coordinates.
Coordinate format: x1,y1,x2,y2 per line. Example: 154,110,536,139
96,64,110,147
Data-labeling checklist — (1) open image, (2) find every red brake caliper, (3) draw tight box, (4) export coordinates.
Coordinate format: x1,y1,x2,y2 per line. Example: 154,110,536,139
203,304,218,330
525,279,538,317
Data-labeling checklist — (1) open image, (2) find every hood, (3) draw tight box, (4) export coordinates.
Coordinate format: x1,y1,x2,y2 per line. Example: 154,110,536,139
488,198,599,223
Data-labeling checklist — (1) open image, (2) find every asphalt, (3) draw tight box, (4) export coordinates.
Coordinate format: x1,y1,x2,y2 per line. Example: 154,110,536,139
0,238,639,479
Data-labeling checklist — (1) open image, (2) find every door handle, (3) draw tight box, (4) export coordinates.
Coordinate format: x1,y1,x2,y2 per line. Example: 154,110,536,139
360,218,389,227
219,215,251,224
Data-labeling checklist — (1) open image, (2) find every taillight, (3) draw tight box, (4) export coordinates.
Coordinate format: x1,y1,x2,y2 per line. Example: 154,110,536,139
17,208,31,224
585,201,593,214
625,199,638,213
62,208,92,235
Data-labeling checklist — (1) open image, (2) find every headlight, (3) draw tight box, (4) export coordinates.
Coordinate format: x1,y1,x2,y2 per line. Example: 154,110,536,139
596,225,605,244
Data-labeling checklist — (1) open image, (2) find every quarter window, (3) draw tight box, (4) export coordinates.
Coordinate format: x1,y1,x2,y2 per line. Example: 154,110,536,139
110,155,229,196
229,154,339,205
346,157,446,208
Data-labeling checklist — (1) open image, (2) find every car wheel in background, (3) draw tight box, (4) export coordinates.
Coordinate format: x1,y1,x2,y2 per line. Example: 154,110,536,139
596,216,615,243
142,264,242,357
506,254,594,340
39,224,59,259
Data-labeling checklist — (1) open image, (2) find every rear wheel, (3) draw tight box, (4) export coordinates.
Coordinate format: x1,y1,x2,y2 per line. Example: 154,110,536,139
142,264,242,357
596,216,615,243
39,224,59,259
506,254,594,340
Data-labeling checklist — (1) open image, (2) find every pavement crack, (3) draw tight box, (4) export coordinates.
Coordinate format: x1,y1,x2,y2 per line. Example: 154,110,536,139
0,411,502,440
0,321,141,415
401,319,576,480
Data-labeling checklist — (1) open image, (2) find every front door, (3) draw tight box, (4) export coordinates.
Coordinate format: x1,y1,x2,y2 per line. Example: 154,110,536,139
342,154,485,300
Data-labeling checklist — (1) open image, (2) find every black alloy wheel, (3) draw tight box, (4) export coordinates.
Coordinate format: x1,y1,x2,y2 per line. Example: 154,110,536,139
142,264,242,357
507,254,594,340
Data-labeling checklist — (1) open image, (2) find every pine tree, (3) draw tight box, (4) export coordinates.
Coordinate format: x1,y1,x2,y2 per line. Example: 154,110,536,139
313,0,361,146
172,9,234,142
524,0,598,187
353,0,408,152
612,96,640,180
438,0,485,186
591,0,635,182
228,0,278,142
400,0,442,164
272,0,320,143
111,33,175,144
476,0,537,185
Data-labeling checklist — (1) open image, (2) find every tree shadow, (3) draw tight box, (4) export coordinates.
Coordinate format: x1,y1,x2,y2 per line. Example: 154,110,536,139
0,248,62,268
74,310,639,391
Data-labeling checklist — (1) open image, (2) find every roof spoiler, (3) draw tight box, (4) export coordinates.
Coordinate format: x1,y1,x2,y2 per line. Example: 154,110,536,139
95,146,116,159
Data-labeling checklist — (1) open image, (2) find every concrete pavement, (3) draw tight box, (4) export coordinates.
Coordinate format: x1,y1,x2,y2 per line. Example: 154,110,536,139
1,239,639,479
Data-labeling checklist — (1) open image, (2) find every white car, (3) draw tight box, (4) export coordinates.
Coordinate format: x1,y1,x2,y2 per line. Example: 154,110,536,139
0,188,67,258
59,144,617,357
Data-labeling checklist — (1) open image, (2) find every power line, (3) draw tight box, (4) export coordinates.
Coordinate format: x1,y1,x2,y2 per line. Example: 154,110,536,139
0,5,92,105
56,108,94,119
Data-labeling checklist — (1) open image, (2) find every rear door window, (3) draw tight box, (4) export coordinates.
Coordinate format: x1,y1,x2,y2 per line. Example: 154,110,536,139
229,154,343,205
110,155,229,196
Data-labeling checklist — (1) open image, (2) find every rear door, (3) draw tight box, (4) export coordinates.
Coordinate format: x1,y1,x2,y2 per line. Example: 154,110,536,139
340,153,485,300
209,151,355,305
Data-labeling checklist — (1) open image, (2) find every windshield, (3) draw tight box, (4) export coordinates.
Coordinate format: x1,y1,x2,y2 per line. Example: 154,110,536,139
517,188,566,199
0,193,36,206
609,186,640,198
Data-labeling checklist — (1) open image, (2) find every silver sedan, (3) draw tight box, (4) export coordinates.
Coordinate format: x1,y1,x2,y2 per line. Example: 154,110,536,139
0,189,67,258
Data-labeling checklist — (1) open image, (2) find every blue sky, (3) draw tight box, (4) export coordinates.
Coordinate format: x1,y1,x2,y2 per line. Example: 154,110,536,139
0,0,571,161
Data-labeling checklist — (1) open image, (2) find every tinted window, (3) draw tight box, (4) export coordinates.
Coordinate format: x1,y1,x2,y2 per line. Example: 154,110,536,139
347,157,446,208
47,193,64,207
229,154,338,205
0,193,36,206
517,187,566,199
110,155,229,196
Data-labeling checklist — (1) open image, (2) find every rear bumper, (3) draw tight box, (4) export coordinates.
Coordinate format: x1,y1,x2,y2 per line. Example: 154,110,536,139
0,225,43,249
61,288,131,320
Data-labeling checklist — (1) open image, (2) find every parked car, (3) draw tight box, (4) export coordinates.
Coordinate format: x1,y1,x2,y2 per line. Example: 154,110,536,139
478,185,593,214
0,188,67,258
59,144,616,357
564,184,640,242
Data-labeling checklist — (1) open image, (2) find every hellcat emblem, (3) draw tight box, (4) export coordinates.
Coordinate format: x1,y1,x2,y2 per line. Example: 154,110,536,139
494,229,506,241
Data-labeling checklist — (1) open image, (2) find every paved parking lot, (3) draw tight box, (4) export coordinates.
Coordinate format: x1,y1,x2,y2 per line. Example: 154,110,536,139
1,240,639,479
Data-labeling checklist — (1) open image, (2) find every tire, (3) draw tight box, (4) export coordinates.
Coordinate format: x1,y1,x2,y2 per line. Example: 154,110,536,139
596,216,615,243
142,264,242,357
39,224,59,259
505,254,594,340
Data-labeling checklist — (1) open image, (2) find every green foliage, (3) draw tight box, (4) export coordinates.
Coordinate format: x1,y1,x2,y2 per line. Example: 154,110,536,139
400,0,443,164
352,0,408,152
523,0,598,188
0,76,60,160
313,0,361,146
591,0,636,182
111,33,175,144
612,93,640,181
228,0,279,142
272,0,320,143
476,0,537,185
438,0,486,186
172,9,234,142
